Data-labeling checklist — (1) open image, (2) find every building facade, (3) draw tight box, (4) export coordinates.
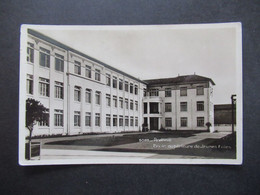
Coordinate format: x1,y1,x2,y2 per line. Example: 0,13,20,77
25,29,215,137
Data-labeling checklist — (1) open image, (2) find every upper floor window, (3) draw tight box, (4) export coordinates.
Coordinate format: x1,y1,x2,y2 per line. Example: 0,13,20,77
74,86,81,102
119,79,123,90
134,85,138,95
130,83,133,93
135,101,138,111
149,89,159,96
85,65,92,78
74,61,81,75
197,101,204,111
106,74,111,86
85,89,91,103
27,42,34,63
95,69,101,81
180,87,187,96
180,102,187,112
197,86,204,95
39,47,50,68
165,88,172,97
26,74,33,95
55,81,63,99
54,109,63,127
125,81,129,92
119,97,123,108
113,76,117,88
106,94,111,107
165,103,172,112
125,98,129,109
55,53,64,72
39,77,49,97
144,89,147,97
113,96,117,107
130,100,133,110
95,91,101,105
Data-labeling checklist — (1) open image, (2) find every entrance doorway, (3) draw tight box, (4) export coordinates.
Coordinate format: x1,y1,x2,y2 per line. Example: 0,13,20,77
150,117,159,130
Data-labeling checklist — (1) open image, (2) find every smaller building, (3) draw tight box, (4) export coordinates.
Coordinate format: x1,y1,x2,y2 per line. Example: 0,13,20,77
214,104,236,132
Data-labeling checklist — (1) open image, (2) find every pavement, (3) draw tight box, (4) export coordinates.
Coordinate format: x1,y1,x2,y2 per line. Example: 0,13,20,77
35,131,231,160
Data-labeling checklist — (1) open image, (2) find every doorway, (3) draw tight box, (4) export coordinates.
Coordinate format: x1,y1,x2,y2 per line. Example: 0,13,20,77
150,117,159,130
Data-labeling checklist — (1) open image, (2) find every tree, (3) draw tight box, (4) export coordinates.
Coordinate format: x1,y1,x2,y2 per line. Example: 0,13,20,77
26,98,48,159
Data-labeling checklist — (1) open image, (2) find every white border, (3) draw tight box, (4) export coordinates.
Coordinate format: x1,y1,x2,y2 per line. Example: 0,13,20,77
19,23,243,166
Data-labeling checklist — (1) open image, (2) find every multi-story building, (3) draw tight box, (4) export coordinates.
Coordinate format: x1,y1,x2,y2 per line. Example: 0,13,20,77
25,29,215,136
143,75,215,132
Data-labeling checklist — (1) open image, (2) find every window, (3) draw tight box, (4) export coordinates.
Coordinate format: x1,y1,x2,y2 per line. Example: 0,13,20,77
55,81,63,99
39,109,49,126
181,117,187,127
197,117,204,127
39,47,50,68
197,101,204,111
125,98,129,109
106,114,111,126
165,103,172,112
165,118,172,127
125,81,129,92
26,74,33,95
134,85,138,95
135,101,138,111
130,83,133,93
119,115,123,126
144,89,147,97
125,116,129,126
113,96,117,107
197,86,204,95
113,76,117,88
74,61,81,75
106,94,111,107
180,87,187,96
54,109,63,127
74,86,81,102
85,89,91,103
113,115,117,126
149,89,159,96
39,77,49,97
85,112,91,126
74,111,81,127
119,97,123,108
119,79,123,90
130,116,134,126
135,117,138,127
55,53,64,72
27,42,34,63
130,100,133,110
95,91,101,105
180,102,187,112
95,69,101,81
106,74,111,86
95,113,100,126
85,65,91,78
165,88,172,97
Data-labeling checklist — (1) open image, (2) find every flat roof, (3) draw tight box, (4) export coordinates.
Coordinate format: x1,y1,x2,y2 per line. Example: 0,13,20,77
28,29,147,85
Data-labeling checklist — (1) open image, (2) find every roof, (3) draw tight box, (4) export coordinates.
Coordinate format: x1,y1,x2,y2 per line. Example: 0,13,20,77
28,29,147,85
144,75,215,86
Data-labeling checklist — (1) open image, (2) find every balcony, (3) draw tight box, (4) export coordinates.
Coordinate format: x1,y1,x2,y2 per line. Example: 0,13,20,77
143,96,162,102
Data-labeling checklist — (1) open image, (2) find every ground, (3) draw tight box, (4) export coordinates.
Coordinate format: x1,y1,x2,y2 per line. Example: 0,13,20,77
32,131,236,160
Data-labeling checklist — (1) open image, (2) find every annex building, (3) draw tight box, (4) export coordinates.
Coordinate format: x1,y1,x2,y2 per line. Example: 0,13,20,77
25,29,215,137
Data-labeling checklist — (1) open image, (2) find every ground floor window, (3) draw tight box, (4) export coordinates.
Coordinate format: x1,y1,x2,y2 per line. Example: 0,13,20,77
119,115,123,126
106,114,111,126
74,111,81,127
130,117,134,126
197,117,204,127
39,109,49,127
95,113,100,126
165,117,172,127
113,115,117,126
85,112,91,126
135,117,138,127
54,109,63,126
125,116,129,126
180,117,187,127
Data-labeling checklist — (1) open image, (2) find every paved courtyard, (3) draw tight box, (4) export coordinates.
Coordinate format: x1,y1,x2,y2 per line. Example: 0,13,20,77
35,131,236,160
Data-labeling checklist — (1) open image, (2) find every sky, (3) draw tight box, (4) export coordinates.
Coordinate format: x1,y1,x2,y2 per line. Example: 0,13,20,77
33,24,240,104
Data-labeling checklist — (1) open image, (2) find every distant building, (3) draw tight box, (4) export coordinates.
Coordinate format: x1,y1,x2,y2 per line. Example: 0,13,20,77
25,29,215,136
214,104,236,132
144,75,215,132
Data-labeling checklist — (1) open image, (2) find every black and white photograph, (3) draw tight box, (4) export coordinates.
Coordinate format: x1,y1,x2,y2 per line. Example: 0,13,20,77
19,23,242,165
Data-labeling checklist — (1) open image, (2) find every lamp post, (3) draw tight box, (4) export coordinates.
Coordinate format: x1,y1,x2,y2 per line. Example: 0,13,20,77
231,95,236,133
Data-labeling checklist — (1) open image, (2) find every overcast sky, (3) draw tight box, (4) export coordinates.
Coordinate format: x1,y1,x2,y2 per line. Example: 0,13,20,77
33,24,239,104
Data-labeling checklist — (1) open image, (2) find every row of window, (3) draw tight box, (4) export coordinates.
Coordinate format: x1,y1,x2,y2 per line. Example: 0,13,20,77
164,101,204,112
106,94,138,110
146,86,204,97
165,117,205,127
38,109,63,127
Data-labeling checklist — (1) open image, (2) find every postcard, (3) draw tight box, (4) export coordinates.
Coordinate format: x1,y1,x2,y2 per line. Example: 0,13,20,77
19,23,242,165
